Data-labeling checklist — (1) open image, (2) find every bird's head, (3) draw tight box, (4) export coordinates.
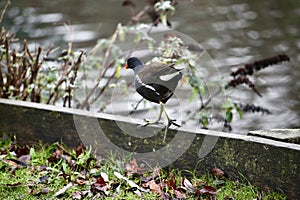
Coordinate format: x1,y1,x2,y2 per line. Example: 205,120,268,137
124,57,144,70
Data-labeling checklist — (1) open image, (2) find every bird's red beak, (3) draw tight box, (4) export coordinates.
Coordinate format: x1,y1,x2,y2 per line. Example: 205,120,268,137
124,64,128,69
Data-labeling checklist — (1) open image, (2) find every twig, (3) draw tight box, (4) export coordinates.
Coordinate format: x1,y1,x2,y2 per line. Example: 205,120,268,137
4,34,14,92
0,0,10,23
30,47,42,102
200,86,222,111
78,24,122,109
24,39,34,62
129,98,144,115
78,59,116,109
129,5,150,24
63,50,84,108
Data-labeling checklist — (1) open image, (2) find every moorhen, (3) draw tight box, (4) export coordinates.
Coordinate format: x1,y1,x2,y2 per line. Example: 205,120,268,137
125,57,183,140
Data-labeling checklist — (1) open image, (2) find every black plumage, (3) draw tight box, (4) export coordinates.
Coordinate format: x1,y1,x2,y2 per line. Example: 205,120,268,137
125,57,182,141
125,57,182,104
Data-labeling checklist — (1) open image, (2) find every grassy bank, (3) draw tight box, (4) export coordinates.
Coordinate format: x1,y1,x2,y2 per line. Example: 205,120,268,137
0,136,286,200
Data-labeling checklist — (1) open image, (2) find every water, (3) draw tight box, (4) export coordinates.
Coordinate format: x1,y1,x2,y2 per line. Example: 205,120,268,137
2,0,300,133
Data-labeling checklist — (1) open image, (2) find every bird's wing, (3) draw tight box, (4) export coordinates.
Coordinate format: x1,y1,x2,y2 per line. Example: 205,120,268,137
138,62,182,83
151,63,180,76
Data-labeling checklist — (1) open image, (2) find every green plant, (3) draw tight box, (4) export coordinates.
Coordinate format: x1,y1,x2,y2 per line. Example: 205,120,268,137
0,138,287,199
0,0,291,131
0,26,85,107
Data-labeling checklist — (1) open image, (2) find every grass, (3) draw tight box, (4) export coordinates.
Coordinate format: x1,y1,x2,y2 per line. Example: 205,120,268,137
0,137,286,199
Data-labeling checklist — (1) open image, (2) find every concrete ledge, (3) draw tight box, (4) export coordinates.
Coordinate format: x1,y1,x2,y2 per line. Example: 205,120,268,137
249,129,300,144
0,98,299,199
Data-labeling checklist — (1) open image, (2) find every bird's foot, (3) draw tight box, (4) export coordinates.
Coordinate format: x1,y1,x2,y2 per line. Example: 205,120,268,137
139,119,163,127
167,119,181,128
162,119,181,143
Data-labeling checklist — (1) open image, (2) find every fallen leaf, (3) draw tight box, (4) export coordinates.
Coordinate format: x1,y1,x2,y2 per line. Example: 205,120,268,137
101,172,109,182
95,176,106,186
141,175,153,183
93,185,110,196
48,149,63,162
144,180,162,194
161,192,170,200
38,175,49,183
134,189,142,197
211,167,224,178
174,189,186,199
18,155,31,165
199,186,217,195
33,187,50,196
72,191,82,199
3,159,20,168
114,171,148,192
183,178,196,193
125,159,144,175
39,187,50,195
15,146,29,157
54,183,73,197
166,178,177,190
39,165,47,171
76,143,84,156
76,178,88,185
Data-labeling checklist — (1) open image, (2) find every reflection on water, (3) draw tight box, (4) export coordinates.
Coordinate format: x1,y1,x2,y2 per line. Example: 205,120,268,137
1,0,300,133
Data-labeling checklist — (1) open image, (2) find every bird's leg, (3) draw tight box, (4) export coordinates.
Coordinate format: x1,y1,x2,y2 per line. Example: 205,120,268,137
162,105,181,128
140,102,181,143
161,103,181,142
140,102,164,127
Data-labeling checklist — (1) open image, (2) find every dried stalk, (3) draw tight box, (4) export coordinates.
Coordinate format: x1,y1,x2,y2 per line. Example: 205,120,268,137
78,24,121,110
0,0,10,23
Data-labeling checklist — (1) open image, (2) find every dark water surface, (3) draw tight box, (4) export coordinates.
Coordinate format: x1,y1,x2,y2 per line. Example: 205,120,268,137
2,0,300,133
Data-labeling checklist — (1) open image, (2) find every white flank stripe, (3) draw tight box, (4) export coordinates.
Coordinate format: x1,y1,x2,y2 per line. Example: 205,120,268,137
136,75,159,94
159,72,180,81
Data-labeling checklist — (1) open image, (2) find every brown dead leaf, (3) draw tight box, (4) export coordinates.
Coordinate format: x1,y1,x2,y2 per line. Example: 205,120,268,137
3,159,20,168
95,176,106,186
15,146,29,157
166,178,177,190
212,167,224,178
93,185,110,196
125,159,144,175
76,143,84,156
199,185,217,195
48,149,63,162
174,189,186,199
143,180,162,194
76,178,89,185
